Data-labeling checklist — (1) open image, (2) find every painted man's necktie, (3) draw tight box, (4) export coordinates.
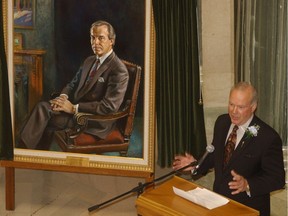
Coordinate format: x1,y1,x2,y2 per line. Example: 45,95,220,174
86,58,100,84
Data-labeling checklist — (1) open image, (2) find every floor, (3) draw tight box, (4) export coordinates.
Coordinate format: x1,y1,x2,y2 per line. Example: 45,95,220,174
0,164,287,216
0,164,171,216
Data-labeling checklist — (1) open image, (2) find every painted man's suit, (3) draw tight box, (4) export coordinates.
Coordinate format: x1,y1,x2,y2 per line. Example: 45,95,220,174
198,114,285,216
20,52,129,149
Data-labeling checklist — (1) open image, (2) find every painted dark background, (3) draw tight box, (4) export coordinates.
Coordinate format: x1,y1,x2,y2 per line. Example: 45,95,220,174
15,0,145,116
14,0,146,157
54,0,145,117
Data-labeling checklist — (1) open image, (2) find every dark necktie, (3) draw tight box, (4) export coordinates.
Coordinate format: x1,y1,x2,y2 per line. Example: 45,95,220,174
86,58,100,84
223,125,238,168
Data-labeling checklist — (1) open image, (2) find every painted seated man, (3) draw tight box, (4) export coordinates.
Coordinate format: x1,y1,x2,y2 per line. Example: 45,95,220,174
18,20,129,150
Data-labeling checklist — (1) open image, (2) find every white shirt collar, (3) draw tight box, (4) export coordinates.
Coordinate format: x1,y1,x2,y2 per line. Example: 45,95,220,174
96,49,113,65
228,114,254,146
236,114,254,133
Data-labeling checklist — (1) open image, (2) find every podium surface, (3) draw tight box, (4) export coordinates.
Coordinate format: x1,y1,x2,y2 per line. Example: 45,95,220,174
136,176,259,216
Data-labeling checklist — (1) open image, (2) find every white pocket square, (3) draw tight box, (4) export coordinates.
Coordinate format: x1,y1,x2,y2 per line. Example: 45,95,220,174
98,77,105,82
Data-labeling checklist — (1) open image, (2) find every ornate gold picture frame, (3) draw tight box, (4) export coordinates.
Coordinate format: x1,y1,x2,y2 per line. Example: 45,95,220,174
2,0,155,177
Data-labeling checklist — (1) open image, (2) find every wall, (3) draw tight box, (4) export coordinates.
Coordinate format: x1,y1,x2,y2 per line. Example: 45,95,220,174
15,0,56,99
201,0,234,144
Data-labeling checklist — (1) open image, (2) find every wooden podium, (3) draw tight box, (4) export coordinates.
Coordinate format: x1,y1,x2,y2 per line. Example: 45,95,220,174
136,176,259,216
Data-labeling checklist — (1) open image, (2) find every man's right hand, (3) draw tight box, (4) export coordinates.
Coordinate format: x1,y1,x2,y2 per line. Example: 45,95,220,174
50,95,71,113
172,153,197,171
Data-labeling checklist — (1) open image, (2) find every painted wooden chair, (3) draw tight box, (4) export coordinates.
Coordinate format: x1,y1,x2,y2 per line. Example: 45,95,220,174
54,60,141,156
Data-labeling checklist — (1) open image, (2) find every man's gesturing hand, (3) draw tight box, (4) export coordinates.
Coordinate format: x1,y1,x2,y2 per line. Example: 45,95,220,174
228,170,249,195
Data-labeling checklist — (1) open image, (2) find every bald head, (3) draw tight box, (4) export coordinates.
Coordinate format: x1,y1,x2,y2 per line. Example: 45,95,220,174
230,82,258,106
228,82,258,125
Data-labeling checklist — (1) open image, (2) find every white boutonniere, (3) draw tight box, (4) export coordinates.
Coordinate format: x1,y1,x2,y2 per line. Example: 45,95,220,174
245,124,260,139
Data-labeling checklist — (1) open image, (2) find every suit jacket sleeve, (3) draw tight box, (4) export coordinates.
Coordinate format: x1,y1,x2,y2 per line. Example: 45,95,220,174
195,115,228,175
61,65,83,97
245,121,285,196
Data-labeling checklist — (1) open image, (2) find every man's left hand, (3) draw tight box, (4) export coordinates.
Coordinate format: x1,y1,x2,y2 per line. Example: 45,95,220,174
228,170,249,195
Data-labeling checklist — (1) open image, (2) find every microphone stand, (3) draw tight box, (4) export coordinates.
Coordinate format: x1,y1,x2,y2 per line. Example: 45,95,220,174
88,161,198,212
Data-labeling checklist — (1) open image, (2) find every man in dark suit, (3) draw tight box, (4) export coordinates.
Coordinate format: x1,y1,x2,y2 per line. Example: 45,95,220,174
173,82,285,216
18,20,129,150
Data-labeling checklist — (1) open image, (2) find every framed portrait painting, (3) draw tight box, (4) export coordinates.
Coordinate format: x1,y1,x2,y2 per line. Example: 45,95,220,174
13,0,35,29
2,0,155,177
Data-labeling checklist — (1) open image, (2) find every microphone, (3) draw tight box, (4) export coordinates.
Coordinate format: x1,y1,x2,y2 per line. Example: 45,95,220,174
192,144,215,175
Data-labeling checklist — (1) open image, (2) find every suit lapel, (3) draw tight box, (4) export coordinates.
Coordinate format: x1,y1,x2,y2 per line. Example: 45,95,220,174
74,57,95,99
227,116,259,168
76,52,116,100
87,52,115,87
229,136,255,165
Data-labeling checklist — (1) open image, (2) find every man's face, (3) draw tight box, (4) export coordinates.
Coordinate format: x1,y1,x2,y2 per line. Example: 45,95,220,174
228,88,257,126
90,25,114,57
